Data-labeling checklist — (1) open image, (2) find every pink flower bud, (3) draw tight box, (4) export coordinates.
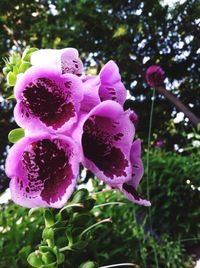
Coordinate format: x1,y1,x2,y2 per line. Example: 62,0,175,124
146,65,164,88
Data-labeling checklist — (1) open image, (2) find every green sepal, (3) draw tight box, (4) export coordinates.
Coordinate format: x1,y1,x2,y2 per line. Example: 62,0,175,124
27,251,44,268
40,262,57,268
44,209,54,227
8,128,25,143
22,47,38,61
41,252,56,265
28,207,43,217
19,61,32,73
7,71,17,86
72,213,92,227
42,228,54,247
13,65,19,75
6,94,15,101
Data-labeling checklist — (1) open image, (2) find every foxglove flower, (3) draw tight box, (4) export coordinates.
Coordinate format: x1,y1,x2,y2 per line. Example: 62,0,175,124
129,110,139,129
31,48,83,76
117,139,151,206
74,100,134,185
146,65,164,88
5,133,80,208
14,66,83,133
81,61,127,112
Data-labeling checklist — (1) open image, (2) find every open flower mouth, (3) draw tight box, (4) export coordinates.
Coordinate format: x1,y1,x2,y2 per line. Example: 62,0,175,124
22,78,75,130
82,115,128,179
21,138,73,204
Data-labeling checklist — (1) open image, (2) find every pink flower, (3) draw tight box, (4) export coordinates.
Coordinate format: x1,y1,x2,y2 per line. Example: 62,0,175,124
14,66,83,133
81,61,127,112
5,133,80,208
146,65,164,88
31,48,83,76
73,100,134,185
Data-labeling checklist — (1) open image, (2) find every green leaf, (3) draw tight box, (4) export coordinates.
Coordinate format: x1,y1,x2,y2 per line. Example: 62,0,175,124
27,251,44,268
6,94,15,101
71,189,89,203
7,71,17,86
82,199,96,211
70,240,88,250
8,128,25,143
72,213,92,226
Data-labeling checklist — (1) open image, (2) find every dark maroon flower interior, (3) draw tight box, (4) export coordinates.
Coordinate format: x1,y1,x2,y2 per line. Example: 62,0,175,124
82,116,128,179
21,139,73,204
122,183,140,201
22,78,75,130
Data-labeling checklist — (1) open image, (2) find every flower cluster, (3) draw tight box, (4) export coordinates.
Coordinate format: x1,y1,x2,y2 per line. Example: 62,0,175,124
5,48,150,208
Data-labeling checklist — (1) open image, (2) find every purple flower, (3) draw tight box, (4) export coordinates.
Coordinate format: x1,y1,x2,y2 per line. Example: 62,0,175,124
5,133,80,208
117,139,151,206
73,100,134,185
81,61,127,112
146,65,164,88
154,139,164,148
31,48,83,76
14,66,83,133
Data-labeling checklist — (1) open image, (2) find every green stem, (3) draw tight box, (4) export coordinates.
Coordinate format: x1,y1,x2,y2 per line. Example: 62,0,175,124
59,246,73,252
80,218,111,237
146,88,156,201
94,202,125,208
179,237,200,243
146,88,159,268
59,203,84,213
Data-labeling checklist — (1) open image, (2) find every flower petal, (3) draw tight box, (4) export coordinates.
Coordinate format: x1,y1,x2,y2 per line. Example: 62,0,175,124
116,139,151,206
130,139,144,189
14,66,83,133
81,76,101,112
81,61,127,112
74,100,134,185
31,48,83,76
99,60,127,105
121,182,151,206
5,134,80,208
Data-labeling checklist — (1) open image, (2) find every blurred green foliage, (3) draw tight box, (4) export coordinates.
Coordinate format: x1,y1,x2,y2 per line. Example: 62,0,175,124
0,186,195,268
140,148,200,240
